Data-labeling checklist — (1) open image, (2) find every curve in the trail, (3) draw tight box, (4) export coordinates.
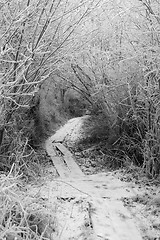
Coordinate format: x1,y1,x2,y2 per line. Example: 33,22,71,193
45,116,143,240
48,115,89,144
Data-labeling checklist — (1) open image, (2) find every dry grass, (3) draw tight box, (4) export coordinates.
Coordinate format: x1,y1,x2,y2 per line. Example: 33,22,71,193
65,61,160,178
0,165,57,240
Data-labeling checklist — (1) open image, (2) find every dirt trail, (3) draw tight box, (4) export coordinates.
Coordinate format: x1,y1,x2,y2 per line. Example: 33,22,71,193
44,116,144,240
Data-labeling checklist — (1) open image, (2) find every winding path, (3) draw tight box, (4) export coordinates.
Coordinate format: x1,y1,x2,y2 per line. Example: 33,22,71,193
45,117,143,240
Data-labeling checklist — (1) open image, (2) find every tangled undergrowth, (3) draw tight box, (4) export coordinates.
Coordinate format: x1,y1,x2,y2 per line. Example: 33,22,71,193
116,89,160,178
75,91,160,180
0,0,160,186
0,166,57,240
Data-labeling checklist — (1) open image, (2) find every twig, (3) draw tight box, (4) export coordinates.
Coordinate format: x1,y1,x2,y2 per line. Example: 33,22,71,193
53,179,91,197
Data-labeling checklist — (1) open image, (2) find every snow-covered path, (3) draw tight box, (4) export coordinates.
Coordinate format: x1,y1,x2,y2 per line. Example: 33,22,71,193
47,115,89,144
44,116,143,240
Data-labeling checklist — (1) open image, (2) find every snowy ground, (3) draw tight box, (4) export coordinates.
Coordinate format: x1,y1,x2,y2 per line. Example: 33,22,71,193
5,116,159,240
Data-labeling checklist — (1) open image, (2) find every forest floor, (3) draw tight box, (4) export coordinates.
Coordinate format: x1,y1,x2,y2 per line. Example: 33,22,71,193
2,116,160,240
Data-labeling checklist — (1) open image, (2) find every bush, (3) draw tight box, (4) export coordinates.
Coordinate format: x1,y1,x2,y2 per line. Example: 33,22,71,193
0,0,100,171
0,172,56,240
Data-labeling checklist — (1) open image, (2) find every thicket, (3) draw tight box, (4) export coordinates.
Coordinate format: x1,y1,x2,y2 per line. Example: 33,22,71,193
1,0,160,238
0,1,101,238
1,0,160,179
58,0,160,178
0,0,100,173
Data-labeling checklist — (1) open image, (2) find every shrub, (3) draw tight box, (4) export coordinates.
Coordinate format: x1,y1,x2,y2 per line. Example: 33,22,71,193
0,172,56,240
